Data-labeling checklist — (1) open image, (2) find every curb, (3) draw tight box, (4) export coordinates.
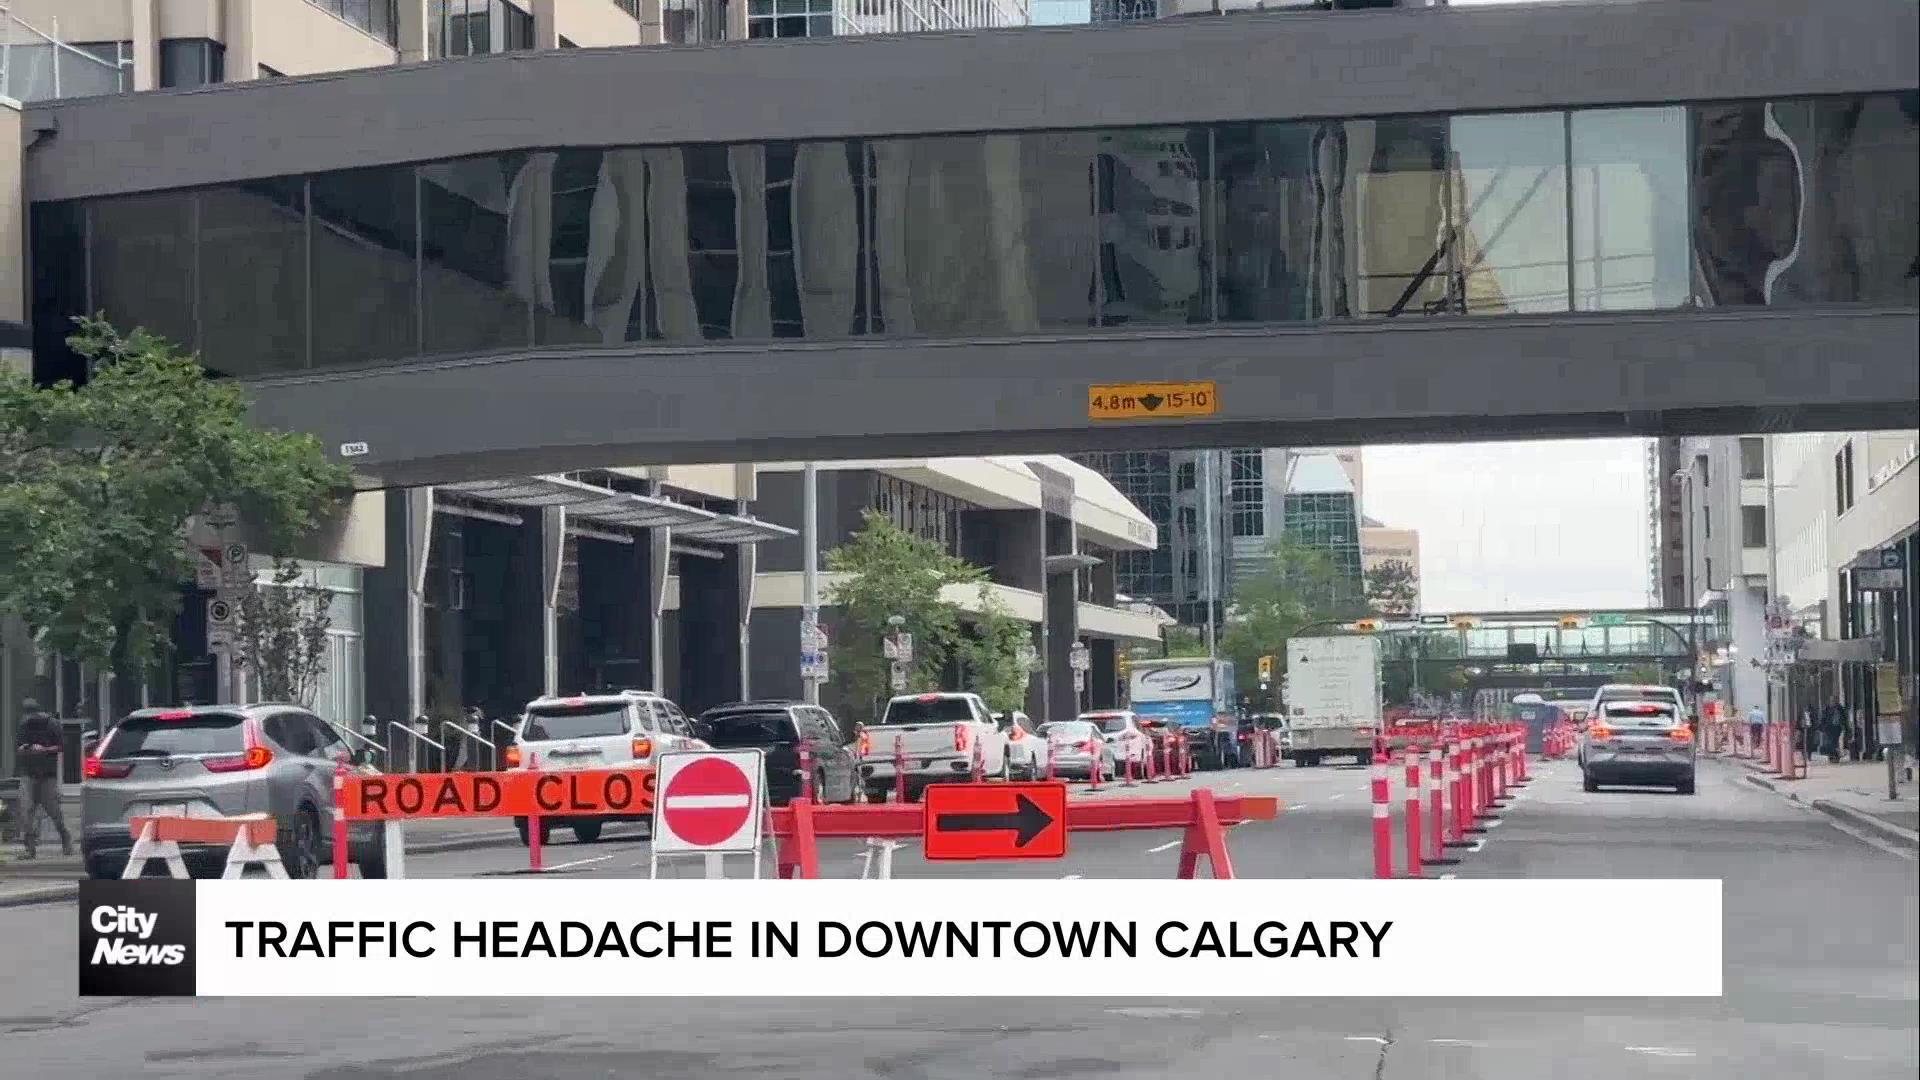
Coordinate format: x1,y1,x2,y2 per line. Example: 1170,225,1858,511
0,829,524,909
1809,798,1920,850
1741,772,1919,850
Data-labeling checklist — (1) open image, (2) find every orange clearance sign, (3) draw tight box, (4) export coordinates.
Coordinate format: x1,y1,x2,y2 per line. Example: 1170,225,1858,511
921,782,1068,861
339,768,656,821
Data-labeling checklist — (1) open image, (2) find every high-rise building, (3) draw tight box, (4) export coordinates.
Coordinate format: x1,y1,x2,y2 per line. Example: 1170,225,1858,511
1359,524,1421,611
1281,452,1365,608
1074,450,1230,630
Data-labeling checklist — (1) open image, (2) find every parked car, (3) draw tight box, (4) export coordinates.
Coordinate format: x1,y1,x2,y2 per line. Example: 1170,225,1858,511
507,690,708,844
994,710,1052,780
1036,720,1117,780
1580,699,1696,795
695,701,858,805
81,704,386,880
855,692,1009,802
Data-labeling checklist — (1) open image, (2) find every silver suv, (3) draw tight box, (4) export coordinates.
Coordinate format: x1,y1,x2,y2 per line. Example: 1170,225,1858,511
508,690,707,845
81,704,385,879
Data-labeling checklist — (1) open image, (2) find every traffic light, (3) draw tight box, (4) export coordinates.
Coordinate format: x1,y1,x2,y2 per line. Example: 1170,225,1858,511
1351,619,1381,633
1258,655,1274,681
1450,617,1479,630
1559,615,1582,630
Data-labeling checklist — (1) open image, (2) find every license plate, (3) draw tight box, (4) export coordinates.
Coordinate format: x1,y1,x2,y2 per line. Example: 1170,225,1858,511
147,803,188,817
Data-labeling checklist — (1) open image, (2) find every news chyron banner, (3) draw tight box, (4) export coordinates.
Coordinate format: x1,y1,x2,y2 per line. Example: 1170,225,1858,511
79,879,1723,998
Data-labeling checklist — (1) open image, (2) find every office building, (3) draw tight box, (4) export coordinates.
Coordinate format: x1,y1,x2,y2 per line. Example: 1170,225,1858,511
1281,453,1365,608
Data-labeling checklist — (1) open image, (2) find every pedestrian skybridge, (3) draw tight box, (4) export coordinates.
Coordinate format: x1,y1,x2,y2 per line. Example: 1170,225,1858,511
22,0,1917,482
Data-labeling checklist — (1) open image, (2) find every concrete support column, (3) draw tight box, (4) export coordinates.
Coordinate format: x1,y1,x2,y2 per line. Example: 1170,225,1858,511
224,0,258,80
531,0,562,49
404,488,435,722
128,0,160,91
1089,639,1117,709
396,0,432,63
736,541,756,701
725,0,746,41
649,527,671,695
637,0,665,45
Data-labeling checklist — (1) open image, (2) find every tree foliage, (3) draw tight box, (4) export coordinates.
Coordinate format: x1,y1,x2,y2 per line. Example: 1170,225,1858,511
958,587,1037,716
1364,558,1420,617
1221,536,1362,700
0,318,348,678
232,557,335,706
1161,624,1210,658
824,512,984,722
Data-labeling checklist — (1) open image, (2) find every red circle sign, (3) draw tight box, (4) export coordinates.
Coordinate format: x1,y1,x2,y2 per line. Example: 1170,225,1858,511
661,757,755,847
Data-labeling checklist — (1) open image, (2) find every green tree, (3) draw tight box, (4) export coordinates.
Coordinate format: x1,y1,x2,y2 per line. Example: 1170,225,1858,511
824,511,984,722
1221,536,1356,700
231,557,335,706
958,587,1036,715
1161,624,1210,658
1,318,347,689
1364,558,1420,617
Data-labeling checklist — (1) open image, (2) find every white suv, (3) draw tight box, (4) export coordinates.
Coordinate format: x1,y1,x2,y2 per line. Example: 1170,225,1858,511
508,690,707,844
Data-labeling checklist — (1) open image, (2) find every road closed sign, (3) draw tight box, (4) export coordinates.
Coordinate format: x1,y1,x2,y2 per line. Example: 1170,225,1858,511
652,750,767,855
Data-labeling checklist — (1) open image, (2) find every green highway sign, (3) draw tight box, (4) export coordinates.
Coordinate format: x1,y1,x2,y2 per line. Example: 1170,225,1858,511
1592,614,1626,626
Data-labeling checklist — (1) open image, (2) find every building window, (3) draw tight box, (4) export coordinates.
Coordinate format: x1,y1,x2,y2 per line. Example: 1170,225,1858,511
71,41,135,95
429,0,535,58
306,1,400,46
613,0,642,16
665,0,731,43
1228,449,1264,538
158,39,225,88
748,0,834,39
1739,437,1766,480
1835,441,1856,515
1741,506,1767,548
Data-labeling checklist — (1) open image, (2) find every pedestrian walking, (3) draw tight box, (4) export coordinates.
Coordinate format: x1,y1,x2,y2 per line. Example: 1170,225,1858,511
14,700,73,859
1746,702,1765,752
1822,700,1848,764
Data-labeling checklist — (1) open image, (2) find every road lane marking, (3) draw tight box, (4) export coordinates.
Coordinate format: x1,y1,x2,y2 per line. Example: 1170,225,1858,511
1290,804,1309,811
538,854,613,872
1343,1036,1389,1045
1146,839,1182,854
1328,793,1346,800
1626,1047,1696,1058
1486,818,1504,830
1429,1038,1487,1047
1468,838,1487,852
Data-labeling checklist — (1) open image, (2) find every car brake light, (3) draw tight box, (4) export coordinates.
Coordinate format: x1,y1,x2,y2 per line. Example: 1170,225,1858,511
155,709,194,721
1669,726,1694,743
83,756,132,780
205,745,273,773
918,694,941,703
953,724,970,751
632,737,654,758
504,745,523,768
1588,725,1614,741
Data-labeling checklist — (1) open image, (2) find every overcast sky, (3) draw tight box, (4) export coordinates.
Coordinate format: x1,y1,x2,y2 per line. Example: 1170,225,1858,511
1363,440,1651,613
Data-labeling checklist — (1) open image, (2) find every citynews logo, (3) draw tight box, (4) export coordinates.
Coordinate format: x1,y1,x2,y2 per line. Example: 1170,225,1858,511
78,880,197,997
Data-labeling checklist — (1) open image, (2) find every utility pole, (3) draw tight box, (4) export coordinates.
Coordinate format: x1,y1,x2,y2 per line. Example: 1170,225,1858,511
801,462,821,705
1201,450,1218,659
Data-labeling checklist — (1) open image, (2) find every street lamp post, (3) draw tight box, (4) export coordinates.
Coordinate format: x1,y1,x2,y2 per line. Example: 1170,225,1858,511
1672,469,1701,712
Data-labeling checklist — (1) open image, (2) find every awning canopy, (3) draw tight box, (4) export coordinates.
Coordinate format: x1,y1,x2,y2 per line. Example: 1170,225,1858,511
440,476,794,546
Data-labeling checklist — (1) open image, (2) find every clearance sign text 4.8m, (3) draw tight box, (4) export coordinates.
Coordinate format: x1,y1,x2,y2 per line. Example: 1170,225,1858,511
340,769,655,820
1088,381,1218,421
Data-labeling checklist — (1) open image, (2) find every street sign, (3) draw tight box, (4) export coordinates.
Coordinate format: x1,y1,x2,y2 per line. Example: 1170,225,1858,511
206,598,235,652
921,782,1067,861
1068,642,1091,672
220,543,251,588
1086,380,1217,421
1592,613,1626,626
889,665,908,693
800,620,829,681
195,548,223,590
1417,614,1450,626
1073,670,1086,694
883,634,913,664
651,750,766,855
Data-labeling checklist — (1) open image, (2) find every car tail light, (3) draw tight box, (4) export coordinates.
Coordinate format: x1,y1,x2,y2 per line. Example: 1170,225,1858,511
918,694,941,703
83,756,132,780
205,745,273,773
632,737,654,758
155,709,195,721
953,724,970,751
503,745,523,768
1588,725,1614,741
1669,726,1694,743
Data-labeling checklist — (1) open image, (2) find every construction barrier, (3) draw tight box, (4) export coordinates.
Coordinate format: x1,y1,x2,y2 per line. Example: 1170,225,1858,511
1369,721,1533,878
125,813,287,880
769,788,1279,880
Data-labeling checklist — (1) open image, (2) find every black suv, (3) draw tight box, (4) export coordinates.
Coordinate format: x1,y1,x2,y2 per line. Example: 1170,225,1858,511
694,701,859,805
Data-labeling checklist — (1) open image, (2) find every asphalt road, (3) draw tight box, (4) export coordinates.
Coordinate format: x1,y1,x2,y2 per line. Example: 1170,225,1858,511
3,757,1914,1080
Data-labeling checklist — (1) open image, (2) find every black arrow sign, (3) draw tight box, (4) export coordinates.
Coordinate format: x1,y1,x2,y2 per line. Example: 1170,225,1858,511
934,794,1055,848
1137,393,1165,411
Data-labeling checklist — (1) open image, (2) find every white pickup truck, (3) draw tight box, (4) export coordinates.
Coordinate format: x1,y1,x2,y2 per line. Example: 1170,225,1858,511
856,692,1009,802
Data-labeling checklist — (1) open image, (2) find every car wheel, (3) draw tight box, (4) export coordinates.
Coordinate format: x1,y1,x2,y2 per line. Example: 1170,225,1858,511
515,817,552,847
572,820,604,843
867,784,894,804
1582,771,1599,793
281,807,321,880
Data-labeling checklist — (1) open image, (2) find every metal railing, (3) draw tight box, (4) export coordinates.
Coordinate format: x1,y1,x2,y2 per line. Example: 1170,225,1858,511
0,6,127,102
329,722,390,769
388,721,449,773
440,720,496,772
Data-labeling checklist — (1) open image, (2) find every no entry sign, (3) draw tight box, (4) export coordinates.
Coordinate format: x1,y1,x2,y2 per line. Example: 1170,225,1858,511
652,750,767,855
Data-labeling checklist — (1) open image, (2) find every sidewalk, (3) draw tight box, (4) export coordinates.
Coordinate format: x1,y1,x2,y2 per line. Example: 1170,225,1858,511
1737,755,1919,849
0,815,521,908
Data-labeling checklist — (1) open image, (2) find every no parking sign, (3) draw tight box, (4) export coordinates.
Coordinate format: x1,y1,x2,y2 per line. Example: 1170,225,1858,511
651,750,768,861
